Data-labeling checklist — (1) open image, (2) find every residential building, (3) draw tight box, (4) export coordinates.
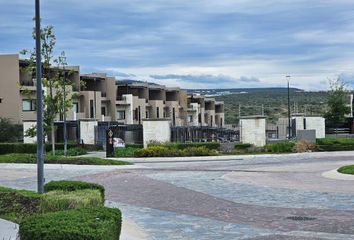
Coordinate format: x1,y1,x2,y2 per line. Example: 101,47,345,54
0,54,225,133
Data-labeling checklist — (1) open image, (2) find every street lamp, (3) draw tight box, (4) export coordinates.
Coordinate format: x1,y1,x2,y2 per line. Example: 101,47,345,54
35,0,44,193
286,75,291,139
59,56,68,157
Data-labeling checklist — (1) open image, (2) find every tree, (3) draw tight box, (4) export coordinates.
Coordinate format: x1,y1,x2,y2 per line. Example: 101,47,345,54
0,118,23,142
21,25,76,155
323,78,351,127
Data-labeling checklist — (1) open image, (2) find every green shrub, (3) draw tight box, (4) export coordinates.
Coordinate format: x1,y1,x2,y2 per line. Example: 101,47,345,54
0,186,41,223
19,207,122,240
182,146,218,156
125,144,144,149
317,138,354,151
316,138,354,145
265,141,295,153
52,147,87,156
134,146,218,157
40,190,102,213
234,143,252,150
114,147,138,157
148,142,220,151
44,181,105,200
134,146,182,157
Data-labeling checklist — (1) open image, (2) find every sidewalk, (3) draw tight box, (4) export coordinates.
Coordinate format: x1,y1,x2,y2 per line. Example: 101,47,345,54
0,218,18,240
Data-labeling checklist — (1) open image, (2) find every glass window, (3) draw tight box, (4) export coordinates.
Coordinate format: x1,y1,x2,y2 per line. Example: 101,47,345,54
117,111,125,120
72,102,79,113
22,100,35,111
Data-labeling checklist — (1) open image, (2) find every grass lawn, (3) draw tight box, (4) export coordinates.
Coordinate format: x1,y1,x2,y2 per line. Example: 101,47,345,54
0,153,131,165
337,165,354,175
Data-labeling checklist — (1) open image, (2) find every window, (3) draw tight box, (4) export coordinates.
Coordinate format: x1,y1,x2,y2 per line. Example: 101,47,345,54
22,99,36,111
90,100,94,118
117,111,125,120
101,107,106,116
173,108,176,126
0,98,2,103
72,102,79,113
157,107,160,118
188,115,193,123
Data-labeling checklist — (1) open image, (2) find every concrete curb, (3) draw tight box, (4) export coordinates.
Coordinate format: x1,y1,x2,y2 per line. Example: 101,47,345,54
108,150,354,163
322,169,354,181
0,218,18,240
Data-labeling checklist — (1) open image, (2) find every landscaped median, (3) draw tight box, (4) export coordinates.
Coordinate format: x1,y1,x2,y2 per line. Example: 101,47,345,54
114,142,220,158
0,181,122,239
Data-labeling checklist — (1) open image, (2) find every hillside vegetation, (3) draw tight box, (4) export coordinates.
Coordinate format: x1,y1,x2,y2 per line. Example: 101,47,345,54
215,91,328,124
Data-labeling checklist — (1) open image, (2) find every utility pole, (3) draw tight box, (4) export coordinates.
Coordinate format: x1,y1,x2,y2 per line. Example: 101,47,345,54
35,0,44,193
261,104,264,116
286,75,291,139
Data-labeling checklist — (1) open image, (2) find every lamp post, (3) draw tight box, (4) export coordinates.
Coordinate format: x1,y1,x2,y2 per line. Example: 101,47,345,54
35,0,44,193
63,66,67,157
286,75,291,139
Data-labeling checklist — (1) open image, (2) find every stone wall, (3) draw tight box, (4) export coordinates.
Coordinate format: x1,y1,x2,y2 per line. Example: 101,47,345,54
143,119,171,147
240,117,266,147
80,120,98,145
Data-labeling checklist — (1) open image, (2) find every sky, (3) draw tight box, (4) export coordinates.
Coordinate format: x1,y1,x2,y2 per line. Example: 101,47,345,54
2,0,354,90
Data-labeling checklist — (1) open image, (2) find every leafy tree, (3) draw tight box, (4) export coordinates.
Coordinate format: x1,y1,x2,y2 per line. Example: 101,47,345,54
21,25,76,155
0,118,23,142
323,79,351,126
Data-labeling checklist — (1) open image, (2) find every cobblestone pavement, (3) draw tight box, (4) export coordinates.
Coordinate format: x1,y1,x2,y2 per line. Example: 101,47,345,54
1,152,354,239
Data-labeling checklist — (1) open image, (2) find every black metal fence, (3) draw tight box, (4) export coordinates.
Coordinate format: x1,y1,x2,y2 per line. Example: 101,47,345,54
171,126,239,143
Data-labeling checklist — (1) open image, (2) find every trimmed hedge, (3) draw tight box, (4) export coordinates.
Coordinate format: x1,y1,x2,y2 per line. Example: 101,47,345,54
44,181,105,201
234,143,252,150
19,207,122,240
148,142,220,151
0,143,79,154
316,138,354,145
317,138,354,151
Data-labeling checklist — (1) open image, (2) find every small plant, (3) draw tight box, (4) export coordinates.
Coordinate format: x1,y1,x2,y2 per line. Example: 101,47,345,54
292,140,317,153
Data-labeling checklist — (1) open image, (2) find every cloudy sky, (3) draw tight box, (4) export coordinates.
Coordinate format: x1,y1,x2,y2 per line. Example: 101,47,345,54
2,0,354,90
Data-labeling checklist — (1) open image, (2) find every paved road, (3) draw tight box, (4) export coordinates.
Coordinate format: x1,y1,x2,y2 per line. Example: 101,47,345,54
1,152,354,239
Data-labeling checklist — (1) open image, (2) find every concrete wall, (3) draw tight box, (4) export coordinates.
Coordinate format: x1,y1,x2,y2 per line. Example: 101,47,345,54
0,54,21,123
240,117,266,147
80,120,98,145
143,119,171,147
303,117,325,139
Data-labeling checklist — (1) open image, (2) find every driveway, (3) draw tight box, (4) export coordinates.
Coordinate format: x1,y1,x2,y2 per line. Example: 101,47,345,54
1,152,354,239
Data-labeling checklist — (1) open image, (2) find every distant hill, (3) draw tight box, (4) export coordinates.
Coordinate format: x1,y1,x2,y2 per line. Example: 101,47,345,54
214,91,328,124
186,87,304,97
